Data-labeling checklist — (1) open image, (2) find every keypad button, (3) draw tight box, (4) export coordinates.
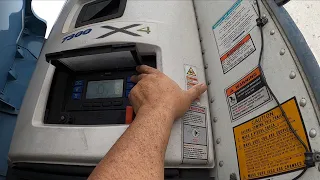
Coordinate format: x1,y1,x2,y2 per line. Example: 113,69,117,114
125,90,131,98
82,103,91,107
113,100,123,106
126,83,135,90
102,101,112,107
73,86,83,93
74,80,84,86
92,103,102,107
72,93,81,100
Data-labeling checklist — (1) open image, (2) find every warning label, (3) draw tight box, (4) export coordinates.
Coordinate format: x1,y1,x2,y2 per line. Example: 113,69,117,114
212,0,257,72
182,106,208,163
233,97,310,180
184,65,199,90
220,34,256,74
183,144,208,160
184,65,200,103
225,67,272,121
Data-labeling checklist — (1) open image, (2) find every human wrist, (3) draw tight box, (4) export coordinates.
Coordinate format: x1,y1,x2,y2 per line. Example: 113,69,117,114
136,105,175,123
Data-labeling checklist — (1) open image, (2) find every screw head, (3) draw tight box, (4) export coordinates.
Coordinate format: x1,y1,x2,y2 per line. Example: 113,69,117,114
270,30,275,35
253,1,257,5
299,98,307,107
280,49,286,55
262,14,267,18
309,128,317,138
213,117,218,122
207,80,211,85
216,138,221,144
219,161,224,167
289,71,296,79
204,63,208,69
202,50,205,55
210,98,214,103
60,116,65,120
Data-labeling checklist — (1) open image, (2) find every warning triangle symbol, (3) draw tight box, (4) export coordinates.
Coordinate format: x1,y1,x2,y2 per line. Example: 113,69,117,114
187,67,196,76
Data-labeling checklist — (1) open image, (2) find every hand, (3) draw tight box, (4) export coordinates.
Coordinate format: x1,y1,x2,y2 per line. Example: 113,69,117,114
129,65,207,120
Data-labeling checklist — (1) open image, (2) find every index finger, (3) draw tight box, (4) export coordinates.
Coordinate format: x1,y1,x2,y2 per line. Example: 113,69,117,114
136,65,159,74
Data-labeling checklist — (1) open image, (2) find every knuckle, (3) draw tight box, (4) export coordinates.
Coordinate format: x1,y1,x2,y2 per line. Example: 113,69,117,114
130,86,138,94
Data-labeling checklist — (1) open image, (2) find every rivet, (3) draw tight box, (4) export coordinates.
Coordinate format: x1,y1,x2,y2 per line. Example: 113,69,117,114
270,30,275,35
213,117,218,123
230,173,238,180
204,63,208,69
309,128,317,138
219,161,224,167
289,71,296,79
253,1,257,5
210,98,214,103
216,138,221,144
299,98,307,107
280,49,286,55
207,80,211,85
60,116,65,120
262,14,267,18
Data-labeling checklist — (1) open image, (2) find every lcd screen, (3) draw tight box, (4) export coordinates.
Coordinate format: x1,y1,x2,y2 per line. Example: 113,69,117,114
86,79,123,99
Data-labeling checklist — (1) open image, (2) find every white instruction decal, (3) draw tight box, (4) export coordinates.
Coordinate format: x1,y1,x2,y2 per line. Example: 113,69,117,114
182,106,208,164
212,0,257,72
220,34,256,74
225,67,272,121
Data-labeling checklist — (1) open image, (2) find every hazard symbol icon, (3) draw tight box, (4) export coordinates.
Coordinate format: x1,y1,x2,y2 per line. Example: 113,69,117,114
187,67,196,76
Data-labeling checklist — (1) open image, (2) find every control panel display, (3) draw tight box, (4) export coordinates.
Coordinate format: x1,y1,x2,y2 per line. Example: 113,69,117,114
86,79,123,99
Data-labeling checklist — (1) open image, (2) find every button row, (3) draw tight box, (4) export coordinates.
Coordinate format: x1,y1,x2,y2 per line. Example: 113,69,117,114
126,76,135,98
72,80,84,100
82,100,123,107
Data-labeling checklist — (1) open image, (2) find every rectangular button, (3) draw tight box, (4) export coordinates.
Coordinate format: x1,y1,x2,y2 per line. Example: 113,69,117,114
73,86,83,93
102,101,112,107
125,106,134,124
125,90,131,98
74,80,84,86
72,93,81,100
92,103,102,107
82,103,91,107
113,100,123,106
126,83,135,90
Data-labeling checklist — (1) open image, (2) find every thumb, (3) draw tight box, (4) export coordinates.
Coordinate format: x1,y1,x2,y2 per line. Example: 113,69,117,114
185,83,207,102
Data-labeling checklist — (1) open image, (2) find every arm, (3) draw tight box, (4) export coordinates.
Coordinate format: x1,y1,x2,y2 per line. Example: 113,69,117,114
88,65,207,180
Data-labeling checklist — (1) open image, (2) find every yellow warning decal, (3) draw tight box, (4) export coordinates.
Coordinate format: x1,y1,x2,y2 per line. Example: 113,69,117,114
187,67,197,76
233,97,310,180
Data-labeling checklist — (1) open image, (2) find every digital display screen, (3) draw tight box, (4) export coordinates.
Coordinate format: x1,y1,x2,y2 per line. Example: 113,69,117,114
86,79,123,99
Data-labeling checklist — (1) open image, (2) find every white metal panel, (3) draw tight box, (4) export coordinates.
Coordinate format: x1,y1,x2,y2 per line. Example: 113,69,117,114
194,0,320,179
9,0,214,168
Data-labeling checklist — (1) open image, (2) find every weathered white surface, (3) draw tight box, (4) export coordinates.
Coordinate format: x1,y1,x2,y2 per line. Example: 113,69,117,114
284,1,320,64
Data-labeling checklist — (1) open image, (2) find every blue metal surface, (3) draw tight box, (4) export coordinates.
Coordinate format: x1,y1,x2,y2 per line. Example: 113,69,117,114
0,0,46,176
266,0,320,106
